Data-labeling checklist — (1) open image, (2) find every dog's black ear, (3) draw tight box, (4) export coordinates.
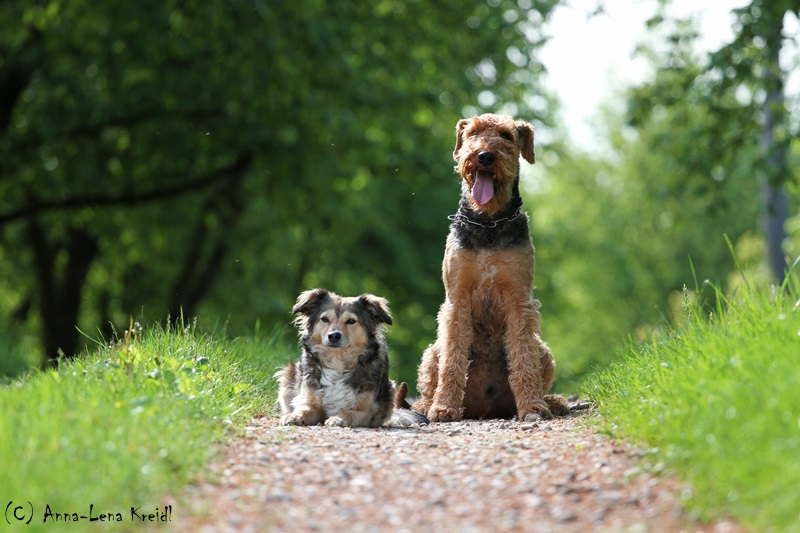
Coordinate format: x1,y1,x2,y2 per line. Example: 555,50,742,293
453,118,471,161
292,288,331,316
515,119,535,164
358,294,393,326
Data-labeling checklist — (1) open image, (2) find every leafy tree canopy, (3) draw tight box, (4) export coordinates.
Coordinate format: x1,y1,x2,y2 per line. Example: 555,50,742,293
0,0,560,382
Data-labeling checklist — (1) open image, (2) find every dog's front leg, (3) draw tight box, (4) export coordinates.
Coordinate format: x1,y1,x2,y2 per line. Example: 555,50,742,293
281,386,324,426
428,301,472,422
504,298,552,421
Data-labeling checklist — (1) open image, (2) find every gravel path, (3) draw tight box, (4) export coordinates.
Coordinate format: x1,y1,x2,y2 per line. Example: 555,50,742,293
183,409,743,533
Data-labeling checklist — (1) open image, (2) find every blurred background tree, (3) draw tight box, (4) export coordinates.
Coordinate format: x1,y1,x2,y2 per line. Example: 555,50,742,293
0,0,559,379
532,0,799,385
1,0,798,393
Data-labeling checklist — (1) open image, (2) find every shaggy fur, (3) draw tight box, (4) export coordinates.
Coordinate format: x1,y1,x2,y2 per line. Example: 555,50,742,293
276,288,428,428
413,113,570,423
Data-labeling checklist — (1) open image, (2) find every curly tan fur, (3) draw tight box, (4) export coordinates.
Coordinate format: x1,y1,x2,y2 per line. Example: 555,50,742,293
413,114,569,423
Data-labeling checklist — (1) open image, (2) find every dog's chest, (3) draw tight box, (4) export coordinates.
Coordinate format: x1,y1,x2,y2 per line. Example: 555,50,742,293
318,362,358,414
478,261,498,286
448,248,532,292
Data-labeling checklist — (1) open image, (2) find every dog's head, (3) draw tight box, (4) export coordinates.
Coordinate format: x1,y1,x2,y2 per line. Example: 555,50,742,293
453,113,534,216
292,288,392,351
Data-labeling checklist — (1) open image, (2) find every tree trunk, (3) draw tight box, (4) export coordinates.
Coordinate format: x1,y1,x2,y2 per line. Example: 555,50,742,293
168,154,252,324
758,6,789,284
28,220,99,367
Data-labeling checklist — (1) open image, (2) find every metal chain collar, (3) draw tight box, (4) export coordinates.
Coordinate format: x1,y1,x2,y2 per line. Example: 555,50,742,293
447,209,523,229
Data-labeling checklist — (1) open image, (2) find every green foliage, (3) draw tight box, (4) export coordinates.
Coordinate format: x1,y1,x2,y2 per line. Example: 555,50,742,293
531,114,764,390
0,321,289,530
590,274,800,532
0,331,36,378
526,150,656,389
3,0,797,403
631,1,798,283
0,0,560,385
532,3,799,390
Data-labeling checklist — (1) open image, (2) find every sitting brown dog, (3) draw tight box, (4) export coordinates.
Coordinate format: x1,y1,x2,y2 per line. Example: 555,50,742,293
413,114,570,423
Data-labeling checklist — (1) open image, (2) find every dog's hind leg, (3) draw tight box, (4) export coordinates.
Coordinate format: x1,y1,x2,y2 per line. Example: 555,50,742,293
413,343,439,415
389,383,430,426
536,336,571,417
544,393,571,416
394,382,412,409
276,361,325,424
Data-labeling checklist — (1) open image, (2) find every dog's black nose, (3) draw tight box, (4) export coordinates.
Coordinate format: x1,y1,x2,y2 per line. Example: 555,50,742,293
328,331,342,344
477,151,495,166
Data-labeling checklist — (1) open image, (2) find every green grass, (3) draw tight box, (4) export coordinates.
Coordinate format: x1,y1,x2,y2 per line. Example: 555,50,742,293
0,321,290,531
590,275,800,532
8,275,800,532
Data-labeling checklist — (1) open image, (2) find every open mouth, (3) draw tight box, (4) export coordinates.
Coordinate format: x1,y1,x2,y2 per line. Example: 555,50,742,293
472,169,495,206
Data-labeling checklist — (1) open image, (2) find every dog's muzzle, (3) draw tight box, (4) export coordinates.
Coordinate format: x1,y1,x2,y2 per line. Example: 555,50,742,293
325,330,343,347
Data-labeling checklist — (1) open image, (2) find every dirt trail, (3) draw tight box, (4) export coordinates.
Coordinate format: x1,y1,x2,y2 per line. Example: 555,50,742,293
182,411,743,533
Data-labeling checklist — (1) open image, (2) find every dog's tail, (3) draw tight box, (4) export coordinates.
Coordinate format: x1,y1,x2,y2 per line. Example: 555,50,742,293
394,382,412,409
387,382,429,427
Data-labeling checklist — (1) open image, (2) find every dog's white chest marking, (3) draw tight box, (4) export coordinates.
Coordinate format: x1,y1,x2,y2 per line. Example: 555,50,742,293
318,364,357,415
480,264,498,285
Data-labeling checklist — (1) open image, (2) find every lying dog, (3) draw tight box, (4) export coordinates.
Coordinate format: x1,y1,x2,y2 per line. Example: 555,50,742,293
276,288,428,427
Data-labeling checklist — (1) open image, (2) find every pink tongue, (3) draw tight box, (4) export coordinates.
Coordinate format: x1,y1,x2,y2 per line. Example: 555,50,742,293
473,171,495,206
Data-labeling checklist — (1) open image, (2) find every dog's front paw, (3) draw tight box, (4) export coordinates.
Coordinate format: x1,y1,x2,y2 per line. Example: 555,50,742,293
324,415,352,427
280,409,320,426
523,412,543,423
280,413,305,426
428,403,462,423
518,401,552,422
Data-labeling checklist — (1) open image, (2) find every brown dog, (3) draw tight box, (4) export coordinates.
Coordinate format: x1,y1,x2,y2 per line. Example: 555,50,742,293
413,114,569,423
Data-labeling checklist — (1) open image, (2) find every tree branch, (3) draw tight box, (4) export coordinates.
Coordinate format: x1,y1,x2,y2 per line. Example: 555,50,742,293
0,154,253,227
168,153,251,321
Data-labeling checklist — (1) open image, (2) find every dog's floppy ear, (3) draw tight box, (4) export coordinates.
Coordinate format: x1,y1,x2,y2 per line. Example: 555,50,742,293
292,288,331,316
515,119,535,164
357,294,393,326
453,118,471,161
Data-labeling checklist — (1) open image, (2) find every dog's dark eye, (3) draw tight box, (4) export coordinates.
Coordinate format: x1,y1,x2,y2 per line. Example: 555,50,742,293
345,318,357,325
501,132,513,141
469,130,478,137
320,316,330,324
